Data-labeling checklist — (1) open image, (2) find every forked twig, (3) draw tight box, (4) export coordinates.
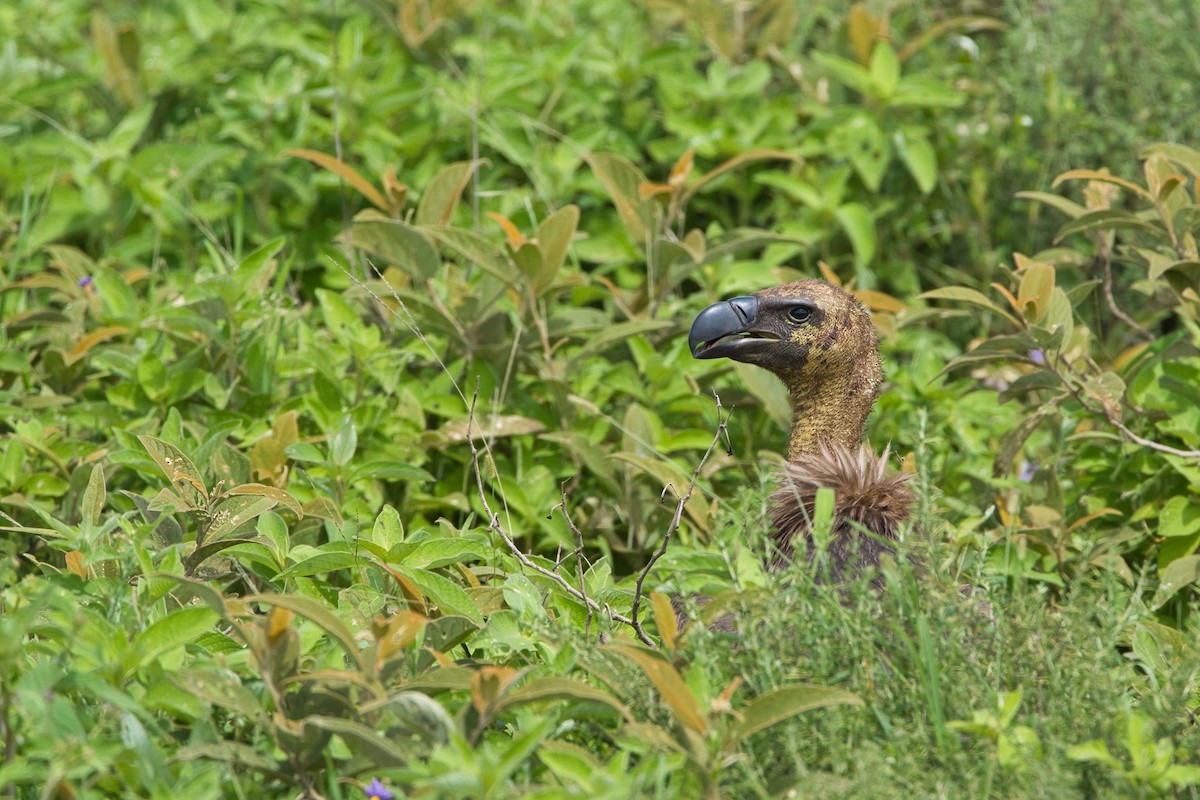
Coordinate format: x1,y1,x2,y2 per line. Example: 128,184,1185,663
629,390,730,646
465,383,652,643
552,482,593,638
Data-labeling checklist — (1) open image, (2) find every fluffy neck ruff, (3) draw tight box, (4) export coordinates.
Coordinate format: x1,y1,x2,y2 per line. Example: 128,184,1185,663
769,443,913,572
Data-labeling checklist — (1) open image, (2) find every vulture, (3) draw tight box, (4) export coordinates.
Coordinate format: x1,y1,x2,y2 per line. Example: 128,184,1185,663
689,279,913,580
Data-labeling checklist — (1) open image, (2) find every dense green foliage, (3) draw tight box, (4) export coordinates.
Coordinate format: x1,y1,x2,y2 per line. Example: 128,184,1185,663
3,0,1200,797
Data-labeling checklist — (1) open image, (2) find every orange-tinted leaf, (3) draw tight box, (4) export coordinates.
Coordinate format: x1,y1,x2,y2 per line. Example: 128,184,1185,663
284,148,391,212
608,643,707,734
847,3,883,65
650,591,678,649
486,211,526,248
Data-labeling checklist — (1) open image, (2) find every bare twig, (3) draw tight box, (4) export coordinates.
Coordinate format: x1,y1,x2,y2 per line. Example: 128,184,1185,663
1051,356,1200,460
465,382,651,641
629,390,730,646
1097,253,1153,341
553,482,593,639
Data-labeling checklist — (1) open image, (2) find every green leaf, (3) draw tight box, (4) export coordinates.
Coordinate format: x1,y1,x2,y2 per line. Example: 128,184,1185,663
416,160,483,226
841,116,890,193
891,76,965,108
534,204,579,294
397,538,486,570
347,215,440,280
1159,496,1200,539
811,52,872,95
330,414,357,468
834,203,876,267
1015,191,1087,219
1152,555,1200,608
81,463,105,528
730,684,862,745
419,224,519,287
1053,209,1166,243
305,716,410,768
498,676,631,718
920,287,1021,326
125,606,218,677
391,566,483,624
894,130,937,194
205,494,278,542
869,41,900,99
1141,143,1200,177
278,551,363,579
361,691,456,743
139,435,207,505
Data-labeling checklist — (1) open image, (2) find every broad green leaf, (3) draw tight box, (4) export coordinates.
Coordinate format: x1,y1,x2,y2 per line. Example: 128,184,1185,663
1159,496,1200,539
347,216,440,280
416,160,483,226
305,716,410,768
730,684,863,744
230,483,303,518
139,435,207,505
534,204,579,294
894,130,937,194
278,551,363,579
702,228,819,263
498,676,631,718
841,116,889,192
869,41,900,99
419,224,519,287
570,319,674,362
891,76,965,108
205,494,278,542
330,415,357,468
834,203,876,267
235,236,285,292
811,51,872,95
607,644,706,734
397,538,486,570
124,606,218,677
245,593,363,669
1017,262,1055,324
1141,142,1200,177
361,691,456,743
390,566,483,624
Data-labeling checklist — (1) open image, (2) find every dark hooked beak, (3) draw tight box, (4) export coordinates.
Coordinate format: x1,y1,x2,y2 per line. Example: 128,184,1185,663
689,295,777,359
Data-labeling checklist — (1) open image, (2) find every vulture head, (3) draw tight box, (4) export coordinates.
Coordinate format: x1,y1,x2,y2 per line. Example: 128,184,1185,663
689,279,911,573
689,279,882,459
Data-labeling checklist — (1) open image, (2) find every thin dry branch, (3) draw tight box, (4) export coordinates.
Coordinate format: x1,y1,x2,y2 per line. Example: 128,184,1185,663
629,390,730,646
552,482,593,638
465,383,653,644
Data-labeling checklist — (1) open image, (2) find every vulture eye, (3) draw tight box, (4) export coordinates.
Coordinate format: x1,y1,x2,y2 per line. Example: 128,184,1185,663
787,305,813,323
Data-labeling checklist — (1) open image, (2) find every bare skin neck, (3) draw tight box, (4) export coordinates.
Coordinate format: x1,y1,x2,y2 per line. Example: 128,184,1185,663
781,366,880,461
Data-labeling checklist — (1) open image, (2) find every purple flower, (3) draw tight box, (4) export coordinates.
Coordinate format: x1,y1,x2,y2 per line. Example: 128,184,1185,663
1028,349,1045,365
78,276,94,290
364,778,394,800
1018,461,1037,482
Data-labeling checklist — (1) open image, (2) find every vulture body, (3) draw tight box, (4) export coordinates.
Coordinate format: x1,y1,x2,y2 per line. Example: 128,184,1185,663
689,280,913,577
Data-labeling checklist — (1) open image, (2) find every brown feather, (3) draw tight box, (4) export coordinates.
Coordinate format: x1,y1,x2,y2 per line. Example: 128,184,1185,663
768,443,913,578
